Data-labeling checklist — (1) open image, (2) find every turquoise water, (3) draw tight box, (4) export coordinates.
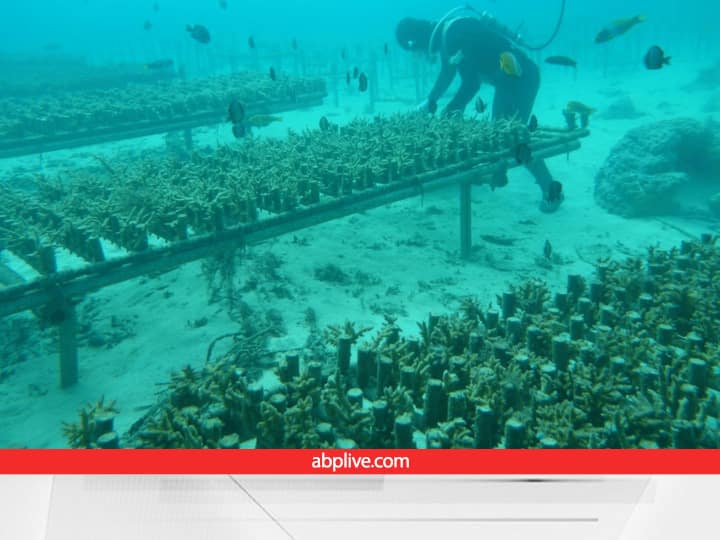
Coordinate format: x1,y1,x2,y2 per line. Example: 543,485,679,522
2,2,716,68
0,1,719,449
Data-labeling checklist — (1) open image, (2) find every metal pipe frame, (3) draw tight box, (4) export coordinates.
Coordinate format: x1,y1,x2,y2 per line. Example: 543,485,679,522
0,128,588,319
0,92,327,159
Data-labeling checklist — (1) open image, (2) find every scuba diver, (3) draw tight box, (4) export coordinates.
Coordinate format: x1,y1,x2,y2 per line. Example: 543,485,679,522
395,5,566,213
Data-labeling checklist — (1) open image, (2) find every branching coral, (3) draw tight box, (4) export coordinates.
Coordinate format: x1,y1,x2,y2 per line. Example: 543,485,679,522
118,239,720,449
324,320,373,346
1,113,530,273
62,396,119,448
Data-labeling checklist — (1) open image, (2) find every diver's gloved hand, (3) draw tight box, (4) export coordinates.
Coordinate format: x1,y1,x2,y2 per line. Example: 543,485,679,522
415,98,437,114
415,99,430,113
539,181,564,213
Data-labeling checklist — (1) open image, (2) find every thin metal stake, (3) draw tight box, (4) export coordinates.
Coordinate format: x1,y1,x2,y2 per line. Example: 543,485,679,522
59,302,78,388
460,180,472,259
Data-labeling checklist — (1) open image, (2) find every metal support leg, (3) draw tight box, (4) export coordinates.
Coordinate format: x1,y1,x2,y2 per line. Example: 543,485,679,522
368,52,378,114
332,63,339,108
59,303,78,388
460,180,472,259
413,59,422,103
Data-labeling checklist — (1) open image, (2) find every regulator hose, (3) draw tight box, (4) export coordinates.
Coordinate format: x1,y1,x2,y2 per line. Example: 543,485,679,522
519,0,567,51
429,1,567,54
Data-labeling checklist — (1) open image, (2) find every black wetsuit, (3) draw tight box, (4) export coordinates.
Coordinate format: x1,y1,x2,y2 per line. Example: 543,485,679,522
428,17,539,121
427,16,556,202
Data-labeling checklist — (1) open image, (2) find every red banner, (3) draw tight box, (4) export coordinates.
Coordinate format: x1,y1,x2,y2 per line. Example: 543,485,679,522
1,450,719,474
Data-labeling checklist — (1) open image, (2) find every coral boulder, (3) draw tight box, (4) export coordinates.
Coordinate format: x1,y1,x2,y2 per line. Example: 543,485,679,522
594,118,720,217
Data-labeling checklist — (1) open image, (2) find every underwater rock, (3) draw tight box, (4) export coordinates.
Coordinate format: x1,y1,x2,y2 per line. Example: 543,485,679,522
709,193,720,218
684,60,720,92
594,117,720,217
314,263,350,284
703,92,720,113
598,95,645,120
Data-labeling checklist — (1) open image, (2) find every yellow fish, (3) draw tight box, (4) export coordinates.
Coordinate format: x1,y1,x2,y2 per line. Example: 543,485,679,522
247,114,282,127
499,51,522,77
565,101,596,115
